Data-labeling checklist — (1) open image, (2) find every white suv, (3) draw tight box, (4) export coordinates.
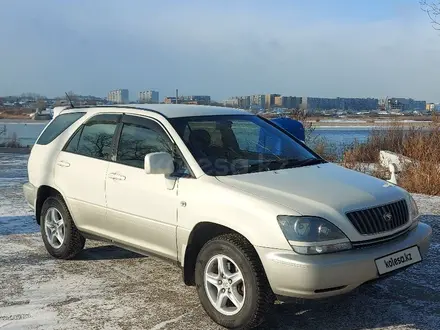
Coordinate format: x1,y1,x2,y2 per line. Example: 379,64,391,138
23,104,432,329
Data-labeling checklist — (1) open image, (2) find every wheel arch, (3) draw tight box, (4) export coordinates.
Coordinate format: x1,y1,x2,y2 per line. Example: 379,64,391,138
35,185,66,225
182,222,261,286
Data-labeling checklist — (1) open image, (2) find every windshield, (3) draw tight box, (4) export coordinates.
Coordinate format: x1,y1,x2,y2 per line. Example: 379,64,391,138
169,115,324,176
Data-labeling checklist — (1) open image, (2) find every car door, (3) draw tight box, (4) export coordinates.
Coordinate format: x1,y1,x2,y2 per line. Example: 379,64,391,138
105,115,181,260
54,113,121,235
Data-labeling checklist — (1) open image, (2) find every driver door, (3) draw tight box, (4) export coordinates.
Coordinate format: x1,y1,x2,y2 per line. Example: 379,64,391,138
104,115,179,260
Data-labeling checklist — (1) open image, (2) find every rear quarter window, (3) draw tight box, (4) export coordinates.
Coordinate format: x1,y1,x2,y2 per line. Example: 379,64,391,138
36,112,86,145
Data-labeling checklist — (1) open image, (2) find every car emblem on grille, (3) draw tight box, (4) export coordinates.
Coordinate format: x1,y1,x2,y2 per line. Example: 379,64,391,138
383,212,393,222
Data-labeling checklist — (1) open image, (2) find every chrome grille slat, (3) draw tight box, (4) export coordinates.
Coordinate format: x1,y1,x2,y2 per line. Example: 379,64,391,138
389,202,398,229
372,207,384,232
369,208,381,233
395,201,403,227
346,199,409,236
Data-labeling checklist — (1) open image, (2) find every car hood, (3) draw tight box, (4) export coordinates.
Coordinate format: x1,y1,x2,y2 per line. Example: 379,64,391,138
216,163,407,216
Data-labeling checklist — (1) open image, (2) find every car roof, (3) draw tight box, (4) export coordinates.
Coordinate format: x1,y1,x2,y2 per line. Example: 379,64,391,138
63,104,252,119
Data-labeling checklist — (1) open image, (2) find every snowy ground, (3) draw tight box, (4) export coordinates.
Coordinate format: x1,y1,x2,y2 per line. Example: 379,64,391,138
0,153,439,330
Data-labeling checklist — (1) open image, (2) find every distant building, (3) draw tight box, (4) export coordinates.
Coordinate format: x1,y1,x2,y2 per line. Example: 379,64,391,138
274,96,302,109
223,99,239,107
387,98,426,112
180,95,211,105
265,94,281,109
164,95,211,105
164,96,178,104
138,90,159,103
108,89,129,104
228,96,250,109
426,103,436,112
304,97,378,112
251,94,265,108
274,96,283,107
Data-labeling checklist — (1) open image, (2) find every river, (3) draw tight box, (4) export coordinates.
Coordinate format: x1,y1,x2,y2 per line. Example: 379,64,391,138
0,121,374,147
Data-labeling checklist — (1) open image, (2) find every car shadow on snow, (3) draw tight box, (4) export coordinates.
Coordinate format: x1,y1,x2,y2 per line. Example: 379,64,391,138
0,215,39,235
74,244,146,261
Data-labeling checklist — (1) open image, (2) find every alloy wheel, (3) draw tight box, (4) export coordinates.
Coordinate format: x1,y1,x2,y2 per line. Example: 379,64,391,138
204,254,246,316
44,207,65,249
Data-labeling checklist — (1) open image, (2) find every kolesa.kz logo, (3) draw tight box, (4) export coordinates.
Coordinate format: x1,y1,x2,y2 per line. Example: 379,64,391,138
384,253,413,268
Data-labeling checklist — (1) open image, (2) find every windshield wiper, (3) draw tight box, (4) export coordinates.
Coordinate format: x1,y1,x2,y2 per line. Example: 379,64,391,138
237,158,301,174
291,158,327,168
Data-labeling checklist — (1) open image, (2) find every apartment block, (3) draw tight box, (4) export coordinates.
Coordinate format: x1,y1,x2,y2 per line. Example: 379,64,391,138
251,95,265,108
138,90,159,103
108,89,129,104
265,94,281,109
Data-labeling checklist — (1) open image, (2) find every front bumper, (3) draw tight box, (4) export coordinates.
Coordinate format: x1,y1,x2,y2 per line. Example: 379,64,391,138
256,222,432,300
23,182,36,210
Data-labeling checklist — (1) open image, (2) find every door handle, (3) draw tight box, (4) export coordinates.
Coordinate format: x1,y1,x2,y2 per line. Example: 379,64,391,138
57,160,71,168
108,172,126,181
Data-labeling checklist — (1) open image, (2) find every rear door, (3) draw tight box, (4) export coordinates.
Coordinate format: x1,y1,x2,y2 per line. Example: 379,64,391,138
54,113,120,235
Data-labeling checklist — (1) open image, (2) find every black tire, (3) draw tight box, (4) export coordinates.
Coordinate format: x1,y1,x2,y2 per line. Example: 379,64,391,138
195,233,274,329
40,196,85,259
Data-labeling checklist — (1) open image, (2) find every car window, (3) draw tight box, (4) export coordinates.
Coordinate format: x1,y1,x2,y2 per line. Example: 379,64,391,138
64,114,119,160
117,122,173,168
116,117,190,176
36,112,85,145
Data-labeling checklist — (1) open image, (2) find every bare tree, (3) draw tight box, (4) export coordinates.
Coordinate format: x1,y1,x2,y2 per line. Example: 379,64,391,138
35,99,47,114
420,1,440,30
0,124,6,136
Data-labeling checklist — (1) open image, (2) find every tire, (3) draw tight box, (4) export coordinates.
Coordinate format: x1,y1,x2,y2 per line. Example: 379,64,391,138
195,233,273,329
40,196,85,259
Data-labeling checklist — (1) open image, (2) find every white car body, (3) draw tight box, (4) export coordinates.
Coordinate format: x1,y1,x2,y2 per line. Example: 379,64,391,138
23,104,432,328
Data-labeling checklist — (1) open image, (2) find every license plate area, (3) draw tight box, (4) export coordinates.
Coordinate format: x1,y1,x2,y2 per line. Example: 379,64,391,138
375,246,422,275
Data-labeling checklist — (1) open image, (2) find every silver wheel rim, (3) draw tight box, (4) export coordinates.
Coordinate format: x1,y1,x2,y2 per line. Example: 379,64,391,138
44,207,65,249
204,254,245,316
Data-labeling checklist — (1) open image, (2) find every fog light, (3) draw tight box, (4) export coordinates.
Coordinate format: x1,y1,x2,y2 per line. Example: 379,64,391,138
292,242,352,255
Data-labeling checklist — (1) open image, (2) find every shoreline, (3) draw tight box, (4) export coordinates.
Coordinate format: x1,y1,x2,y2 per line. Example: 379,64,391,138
309,121,433,128
0,147,31,154
0,119,49,124
0,119,434,127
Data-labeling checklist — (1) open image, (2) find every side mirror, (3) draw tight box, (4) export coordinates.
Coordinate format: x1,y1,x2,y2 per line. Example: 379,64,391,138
144,152,174,175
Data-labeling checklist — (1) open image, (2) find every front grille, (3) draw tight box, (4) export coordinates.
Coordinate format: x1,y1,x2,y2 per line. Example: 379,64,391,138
346,199,409,235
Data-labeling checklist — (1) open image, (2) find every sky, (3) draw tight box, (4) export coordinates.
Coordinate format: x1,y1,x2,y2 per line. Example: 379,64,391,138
1,0,440,102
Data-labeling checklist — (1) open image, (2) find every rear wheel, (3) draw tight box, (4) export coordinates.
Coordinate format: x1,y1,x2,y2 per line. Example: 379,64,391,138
40,196,85,259
195,233,273,329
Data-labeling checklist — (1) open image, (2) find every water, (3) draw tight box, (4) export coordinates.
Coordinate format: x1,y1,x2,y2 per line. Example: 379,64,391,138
311,127,372,145
0,121,373,148
0,122,48,146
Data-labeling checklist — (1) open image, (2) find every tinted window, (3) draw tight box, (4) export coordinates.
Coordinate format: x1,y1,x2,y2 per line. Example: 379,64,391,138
117,121,173,168
36,112,85,145
64,127,82,153
65,114,119,160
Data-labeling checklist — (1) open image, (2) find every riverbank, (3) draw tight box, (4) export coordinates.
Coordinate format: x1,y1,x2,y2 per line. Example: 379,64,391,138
309,119,433,127
0,147,31,154
0,118,50,124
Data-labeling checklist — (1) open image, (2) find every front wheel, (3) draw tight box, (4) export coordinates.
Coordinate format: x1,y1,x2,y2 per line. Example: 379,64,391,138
195,233,273,329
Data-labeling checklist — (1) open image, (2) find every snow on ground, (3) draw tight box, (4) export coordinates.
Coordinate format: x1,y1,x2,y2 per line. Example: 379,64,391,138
0,153,439,330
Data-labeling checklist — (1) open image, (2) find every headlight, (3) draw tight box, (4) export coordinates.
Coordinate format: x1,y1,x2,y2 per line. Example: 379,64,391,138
277,216,352,255
408,195,420,228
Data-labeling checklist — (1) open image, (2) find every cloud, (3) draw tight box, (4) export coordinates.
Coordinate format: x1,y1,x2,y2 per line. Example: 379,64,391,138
0,0,439,102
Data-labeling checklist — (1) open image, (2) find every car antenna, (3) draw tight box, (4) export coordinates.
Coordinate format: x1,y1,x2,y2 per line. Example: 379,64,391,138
65,92,75,108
